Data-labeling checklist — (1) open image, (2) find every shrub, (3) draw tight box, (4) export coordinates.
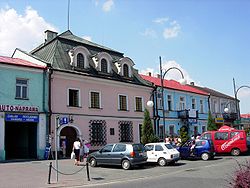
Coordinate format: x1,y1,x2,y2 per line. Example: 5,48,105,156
228,160,250,188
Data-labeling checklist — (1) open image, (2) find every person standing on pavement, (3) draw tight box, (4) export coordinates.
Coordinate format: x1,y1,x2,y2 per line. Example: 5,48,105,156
72,138,81,165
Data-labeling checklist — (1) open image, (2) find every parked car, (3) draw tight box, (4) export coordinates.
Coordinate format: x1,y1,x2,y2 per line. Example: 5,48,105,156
87,143,147,170
145,142,180,166
200,125,248,156
177,139,215,161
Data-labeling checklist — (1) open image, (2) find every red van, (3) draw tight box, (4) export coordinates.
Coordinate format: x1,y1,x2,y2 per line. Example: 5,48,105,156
201,125,248,156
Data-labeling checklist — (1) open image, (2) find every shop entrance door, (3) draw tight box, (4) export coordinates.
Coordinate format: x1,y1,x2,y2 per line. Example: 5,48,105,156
60,126,77,158
5,122,37,160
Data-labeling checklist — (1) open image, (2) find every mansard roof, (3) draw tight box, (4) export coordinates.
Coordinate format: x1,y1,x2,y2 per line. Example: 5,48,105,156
0,56,46,69
141,74,209,96
30,30,152,87
188,85,235,100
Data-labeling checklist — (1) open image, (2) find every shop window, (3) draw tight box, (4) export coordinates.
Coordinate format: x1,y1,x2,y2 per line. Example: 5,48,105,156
16,79,28,99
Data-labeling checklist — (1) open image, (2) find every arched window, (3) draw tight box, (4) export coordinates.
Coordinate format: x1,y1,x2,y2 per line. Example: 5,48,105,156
77,53,84,69
123,64,129,77
101,59,108,73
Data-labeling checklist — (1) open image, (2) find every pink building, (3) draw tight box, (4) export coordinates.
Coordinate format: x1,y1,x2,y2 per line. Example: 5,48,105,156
27,30,153,157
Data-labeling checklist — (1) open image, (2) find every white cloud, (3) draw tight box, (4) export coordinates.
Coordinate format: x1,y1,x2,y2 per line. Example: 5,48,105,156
83,36,92,41
140,60,194,85
163,21,181,39
141,28,157,38
102,0,114,12
153,17,169,24
0,6,57,56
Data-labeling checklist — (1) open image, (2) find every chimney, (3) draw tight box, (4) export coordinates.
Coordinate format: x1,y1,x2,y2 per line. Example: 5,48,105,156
45,30,58,42
190,82,195,86
147,72,152,76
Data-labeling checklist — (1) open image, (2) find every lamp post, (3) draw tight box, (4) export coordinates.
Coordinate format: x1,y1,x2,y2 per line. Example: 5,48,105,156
233,78,250,125
159,56,186,139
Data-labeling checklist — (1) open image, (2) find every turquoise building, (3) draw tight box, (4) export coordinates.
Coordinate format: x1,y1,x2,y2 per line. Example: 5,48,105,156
0,56,48,161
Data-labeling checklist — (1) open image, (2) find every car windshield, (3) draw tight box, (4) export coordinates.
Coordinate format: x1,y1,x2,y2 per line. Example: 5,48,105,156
165,144,174,149
133,144,145,152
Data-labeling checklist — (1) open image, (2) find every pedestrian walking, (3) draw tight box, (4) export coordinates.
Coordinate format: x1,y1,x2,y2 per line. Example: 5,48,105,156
72,138,81,165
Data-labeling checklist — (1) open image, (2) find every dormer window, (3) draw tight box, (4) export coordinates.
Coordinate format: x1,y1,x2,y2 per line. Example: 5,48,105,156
116,57,135,78
68,46,90,69
123,64,129,77
77,53,84,69
95,52,112,74
101,59,108,73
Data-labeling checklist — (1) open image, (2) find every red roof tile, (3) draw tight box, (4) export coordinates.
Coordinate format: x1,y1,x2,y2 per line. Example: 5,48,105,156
140,74,208,96
0,56,46,69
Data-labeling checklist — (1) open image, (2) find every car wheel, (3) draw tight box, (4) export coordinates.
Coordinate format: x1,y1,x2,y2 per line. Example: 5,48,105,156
89,157,97,167
158,158,167,166
122,159,131,170
201,153,209,161
231,148,240,156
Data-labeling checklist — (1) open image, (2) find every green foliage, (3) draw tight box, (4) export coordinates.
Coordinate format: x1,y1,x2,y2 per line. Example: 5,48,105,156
180,127,189,144
141,109,158,144
207,111,218,131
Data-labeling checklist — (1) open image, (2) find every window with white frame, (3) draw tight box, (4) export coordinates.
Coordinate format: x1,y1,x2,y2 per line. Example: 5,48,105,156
200,100,204,113
157,91,163,109
135,97,143,112
179,96,185,110
101,59,108,73
68,88,80,107
123,64,129,77
118,94,128,111
16,78,28,99
90,91,100,109
192,98,196,109
167,95,172,111
76,53,84,69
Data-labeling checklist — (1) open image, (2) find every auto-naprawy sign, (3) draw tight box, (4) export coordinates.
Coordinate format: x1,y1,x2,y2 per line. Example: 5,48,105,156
0,104,39,112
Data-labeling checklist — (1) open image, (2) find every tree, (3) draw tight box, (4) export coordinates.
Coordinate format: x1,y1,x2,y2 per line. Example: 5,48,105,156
207,111,218,131
141,109,159,144
179,126,189,144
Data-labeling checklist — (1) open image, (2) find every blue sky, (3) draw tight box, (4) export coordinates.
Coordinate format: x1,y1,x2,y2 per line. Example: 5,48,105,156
0,0,250,114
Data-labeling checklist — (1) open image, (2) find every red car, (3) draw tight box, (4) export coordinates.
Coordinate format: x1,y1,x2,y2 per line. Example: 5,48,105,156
201,125,248,156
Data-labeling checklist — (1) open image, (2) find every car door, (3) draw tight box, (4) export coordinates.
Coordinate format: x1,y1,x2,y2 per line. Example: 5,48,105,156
179,141,191,158
112,144,127,165
97,144,114,164
154,144,164,161
145,144,155,162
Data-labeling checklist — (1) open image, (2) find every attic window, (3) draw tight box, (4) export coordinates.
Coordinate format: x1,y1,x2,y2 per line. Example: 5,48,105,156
77,53,84,69
123,64,129,77
101,59,108,73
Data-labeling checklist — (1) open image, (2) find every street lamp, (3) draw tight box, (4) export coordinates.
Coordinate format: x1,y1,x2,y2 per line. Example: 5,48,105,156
233,78,250,125
159,56,186,139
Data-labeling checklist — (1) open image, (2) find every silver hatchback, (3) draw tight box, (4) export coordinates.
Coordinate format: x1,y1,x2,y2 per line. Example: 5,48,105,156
87,143,147,170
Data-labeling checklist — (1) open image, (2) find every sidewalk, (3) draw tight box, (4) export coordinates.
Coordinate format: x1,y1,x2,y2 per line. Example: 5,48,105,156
0,159,92,188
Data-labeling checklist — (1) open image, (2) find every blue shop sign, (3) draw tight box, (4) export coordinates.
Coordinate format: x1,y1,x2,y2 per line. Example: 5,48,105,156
5,114,39,122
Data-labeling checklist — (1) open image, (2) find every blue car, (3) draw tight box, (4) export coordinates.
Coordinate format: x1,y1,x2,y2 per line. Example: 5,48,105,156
177,139,215,161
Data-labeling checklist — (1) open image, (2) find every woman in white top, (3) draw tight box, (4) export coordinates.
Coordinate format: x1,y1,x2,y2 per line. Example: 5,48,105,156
72,138,81,165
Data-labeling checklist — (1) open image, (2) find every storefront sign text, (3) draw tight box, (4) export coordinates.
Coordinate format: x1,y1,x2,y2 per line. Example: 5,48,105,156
0,104,39,112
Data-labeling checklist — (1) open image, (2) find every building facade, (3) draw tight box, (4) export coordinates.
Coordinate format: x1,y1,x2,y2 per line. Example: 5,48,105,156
141,74,209,139
0,56,48,161
26,30,153,157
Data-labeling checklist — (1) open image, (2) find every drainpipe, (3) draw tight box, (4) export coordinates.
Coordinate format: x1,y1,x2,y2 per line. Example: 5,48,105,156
48,65,53,135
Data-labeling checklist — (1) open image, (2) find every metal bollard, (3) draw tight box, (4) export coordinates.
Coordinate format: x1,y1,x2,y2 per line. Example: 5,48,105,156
47,162,52,184
86,162,90,181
